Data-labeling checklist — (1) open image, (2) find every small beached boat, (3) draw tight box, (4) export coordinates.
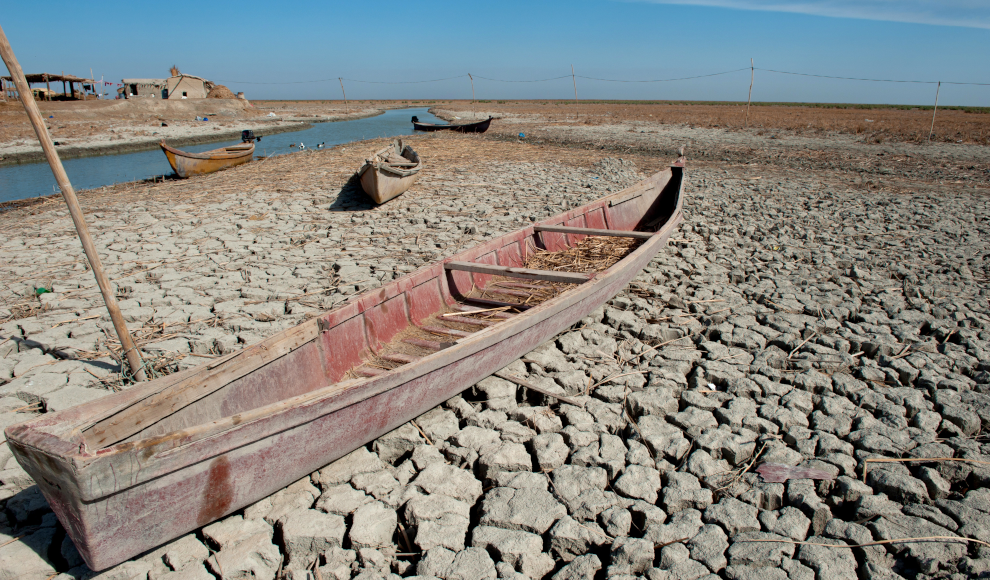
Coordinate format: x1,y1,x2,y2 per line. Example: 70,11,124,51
160,140,255,178
358,139,423,204
412,115,493,133
5,161,685,570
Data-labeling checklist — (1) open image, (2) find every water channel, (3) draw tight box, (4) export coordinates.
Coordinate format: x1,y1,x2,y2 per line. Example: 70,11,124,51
0,107,445,204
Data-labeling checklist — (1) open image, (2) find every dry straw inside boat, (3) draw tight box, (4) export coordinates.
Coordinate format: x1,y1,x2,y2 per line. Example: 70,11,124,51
360,235,643,373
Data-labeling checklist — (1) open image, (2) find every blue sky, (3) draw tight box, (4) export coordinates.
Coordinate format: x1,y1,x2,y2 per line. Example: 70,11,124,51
2,0,988,105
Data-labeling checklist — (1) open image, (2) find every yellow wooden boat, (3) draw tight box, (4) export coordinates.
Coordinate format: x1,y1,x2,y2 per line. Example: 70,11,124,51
160,140,254,179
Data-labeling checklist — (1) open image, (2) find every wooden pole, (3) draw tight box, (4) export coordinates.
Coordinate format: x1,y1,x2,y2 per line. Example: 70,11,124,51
468,73,475,118
338,77,347,111
928,81,940,143
571,64,578,120
745,58,754,128
0,24,147,381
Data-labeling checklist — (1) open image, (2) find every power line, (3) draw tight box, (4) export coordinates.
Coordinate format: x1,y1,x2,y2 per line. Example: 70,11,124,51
213,78,338,85
472,75,572,83
214,67,989,87
340,75,467,84
576,68,750,83
757,68,990,86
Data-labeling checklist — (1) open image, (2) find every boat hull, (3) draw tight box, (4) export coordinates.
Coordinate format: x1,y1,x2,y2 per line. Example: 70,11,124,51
413,116,492,133
161,141,254,178
359,168,421,204
358,140,423,204
5,167,683,570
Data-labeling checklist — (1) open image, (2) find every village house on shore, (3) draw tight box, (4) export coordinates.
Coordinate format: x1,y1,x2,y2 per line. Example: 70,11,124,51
119,73,209,100
117,65,244,100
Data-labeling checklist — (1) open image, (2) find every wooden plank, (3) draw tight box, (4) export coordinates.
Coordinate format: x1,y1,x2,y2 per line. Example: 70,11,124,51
608,184,648,206
420,325,473,338
494,372,583,407
403,338,452,351
535,225,653,240
83,321,319,448
445,261,591,284
441,315,499,328
355,367,386,377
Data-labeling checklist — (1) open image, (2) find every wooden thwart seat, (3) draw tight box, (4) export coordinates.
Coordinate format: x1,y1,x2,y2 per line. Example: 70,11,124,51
534,225,654,240
445,261,591,284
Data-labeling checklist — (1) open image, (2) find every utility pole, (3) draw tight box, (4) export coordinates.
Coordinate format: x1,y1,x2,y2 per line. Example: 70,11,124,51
571,64,578,120
339,77,347,111
468,73,475,118
0,24,147,381
746,58,754,128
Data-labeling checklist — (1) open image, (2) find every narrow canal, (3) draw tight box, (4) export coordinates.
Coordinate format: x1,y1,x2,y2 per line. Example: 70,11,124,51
0,107,446,204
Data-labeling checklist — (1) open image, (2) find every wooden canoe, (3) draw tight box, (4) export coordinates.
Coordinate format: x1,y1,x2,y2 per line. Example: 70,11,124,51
358,139,423,204
412,115,493,133
160,140,254,179
4,163,685,570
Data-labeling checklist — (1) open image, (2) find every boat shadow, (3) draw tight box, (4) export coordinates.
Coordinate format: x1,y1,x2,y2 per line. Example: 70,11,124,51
2,485,71,563
328,173,377,212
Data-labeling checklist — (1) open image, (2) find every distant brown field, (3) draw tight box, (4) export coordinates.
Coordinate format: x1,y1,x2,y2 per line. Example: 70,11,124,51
457,100,990,145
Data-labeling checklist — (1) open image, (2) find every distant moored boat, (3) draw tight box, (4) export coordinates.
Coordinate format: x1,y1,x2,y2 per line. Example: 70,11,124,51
412,115,493,133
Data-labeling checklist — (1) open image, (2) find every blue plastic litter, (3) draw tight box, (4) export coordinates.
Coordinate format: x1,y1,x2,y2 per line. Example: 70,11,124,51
202,117,208,121
518,133,525,138
48,115,53,119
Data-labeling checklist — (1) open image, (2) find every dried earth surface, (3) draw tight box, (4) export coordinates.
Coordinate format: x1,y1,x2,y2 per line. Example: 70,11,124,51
0,103,989,580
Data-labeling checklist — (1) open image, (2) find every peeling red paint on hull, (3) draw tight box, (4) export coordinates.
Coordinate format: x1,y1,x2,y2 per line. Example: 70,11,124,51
5,166,684,570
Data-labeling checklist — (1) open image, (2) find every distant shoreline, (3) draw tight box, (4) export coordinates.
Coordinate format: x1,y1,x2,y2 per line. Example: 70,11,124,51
0,109,387,167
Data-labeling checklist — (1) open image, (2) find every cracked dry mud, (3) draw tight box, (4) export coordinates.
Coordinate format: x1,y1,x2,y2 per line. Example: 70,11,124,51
0,111,988,580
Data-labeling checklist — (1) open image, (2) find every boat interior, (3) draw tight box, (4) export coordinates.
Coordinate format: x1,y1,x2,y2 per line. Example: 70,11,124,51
66,167,681,453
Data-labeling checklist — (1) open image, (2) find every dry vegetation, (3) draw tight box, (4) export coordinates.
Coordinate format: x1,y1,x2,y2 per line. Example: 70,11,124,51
464,100,990,145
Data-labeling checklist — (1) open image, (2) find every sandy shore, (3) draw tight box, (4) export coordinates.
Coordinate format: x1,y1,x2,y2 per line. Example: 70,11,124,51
0,111,988,579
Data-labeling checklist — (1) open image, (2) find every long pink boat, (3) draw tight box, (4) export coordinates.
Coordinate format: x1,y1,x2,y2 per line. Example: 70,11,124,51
5,162,685,570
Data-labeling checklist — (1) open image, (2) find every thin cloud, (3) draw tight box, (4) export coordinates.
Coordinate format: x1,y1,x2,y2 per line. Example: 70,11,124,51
631,1,990,29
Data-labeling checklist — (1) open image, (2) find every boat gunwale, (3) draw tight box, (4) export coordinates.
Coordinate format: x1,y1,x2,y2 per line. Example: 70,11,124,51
4,166,683,499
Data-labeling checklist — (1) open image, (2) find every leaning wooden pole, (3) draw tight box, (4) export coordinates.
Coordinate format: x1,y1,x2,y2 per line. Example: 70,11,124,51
928,81,940,143
338,77,347,111
0,24,147,381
